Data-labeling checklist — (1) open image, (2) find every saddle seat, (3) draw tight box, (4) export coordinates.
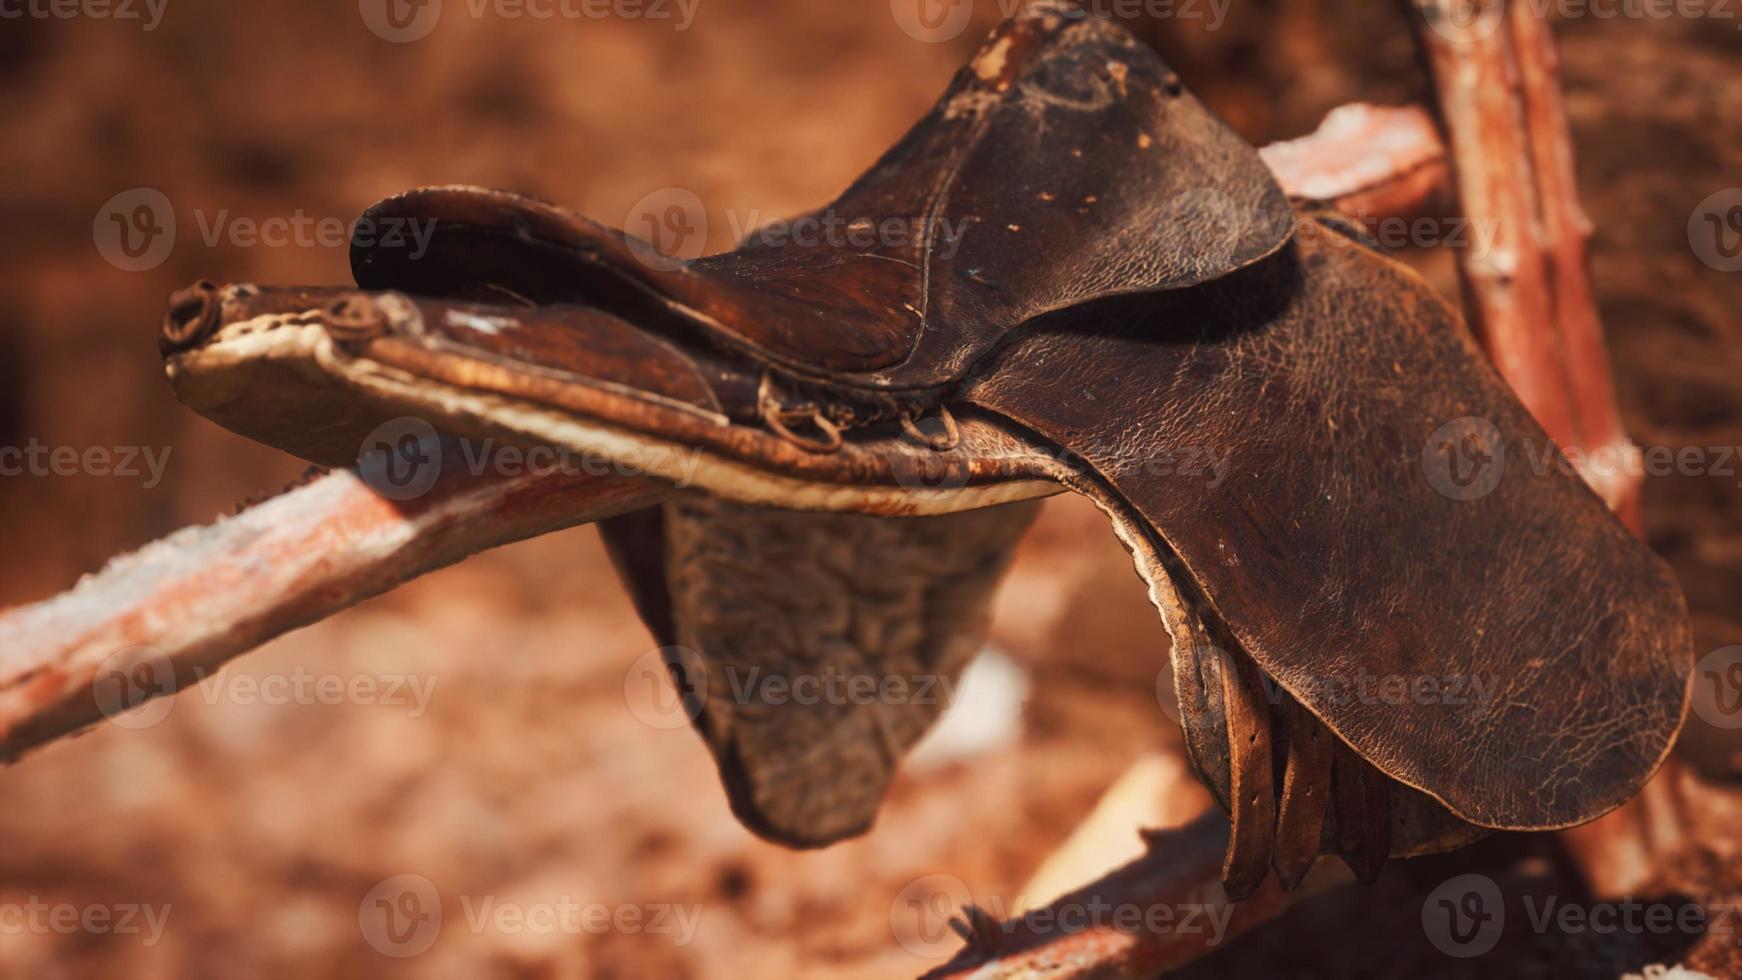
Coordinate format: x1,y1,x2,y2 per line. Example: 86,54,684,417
159,1,1691,900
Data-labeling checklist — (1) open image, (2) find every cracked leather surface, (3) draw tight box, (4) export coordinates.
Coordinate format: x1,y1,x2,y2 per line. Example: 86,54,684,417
962,224,1691,832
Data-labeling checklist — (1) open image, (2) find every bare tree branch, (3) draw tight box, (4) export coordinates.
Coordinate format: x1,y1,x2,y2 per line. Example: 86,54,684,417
920,811,1334,980
0,460,668,760
1410,0,1640,522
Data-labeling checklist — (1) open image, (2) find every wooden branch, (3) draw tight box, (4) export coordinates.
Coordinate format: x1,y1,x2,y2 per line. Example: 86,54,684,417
921,812,1317,980
1506,2,1639,528
1259,102,1448,222
1410,0,1581,448
1409,0,1640,524
0,457,668,760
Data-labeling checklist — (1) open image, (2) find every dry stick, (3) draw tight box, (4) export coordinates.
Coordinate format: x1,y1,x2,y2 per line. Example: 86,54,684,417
1506,3,1641,529
1409,0,1583,452
1411,0,1669,898
1259,102,1449,222
0,461,669,760
921,812,1304,980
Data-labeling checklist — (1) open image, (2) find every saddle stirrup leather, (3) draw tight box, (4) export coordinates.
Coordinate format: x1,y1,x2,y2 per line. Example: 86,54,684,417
159,0,1692,899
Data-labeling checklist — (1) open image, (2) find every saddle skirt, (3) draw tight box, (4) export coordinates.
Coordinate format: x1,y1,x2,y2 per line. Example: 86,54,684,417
159,1,1691,898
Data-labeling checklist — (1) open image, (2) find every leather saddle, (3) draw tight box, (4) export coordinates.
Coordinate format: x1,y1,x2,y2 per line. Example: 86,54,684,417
159,2,1691,898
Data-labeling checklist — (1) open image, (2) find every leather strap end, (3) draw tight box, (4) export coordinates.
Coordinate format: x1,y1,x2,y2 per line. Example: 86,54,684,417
1271,698,1335,892
1332,741,1392,884
1219,651,1278,900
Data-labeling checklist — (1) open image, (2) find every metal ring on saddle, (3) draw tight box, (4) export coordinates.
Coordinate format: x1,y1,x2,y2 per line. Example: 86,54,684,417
757,374,843,454
899,405,961,451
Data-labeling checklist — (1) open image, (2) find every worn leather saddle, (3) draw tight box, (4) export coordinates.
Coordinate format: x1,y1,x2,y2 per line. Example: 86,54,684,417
159,2,1690,898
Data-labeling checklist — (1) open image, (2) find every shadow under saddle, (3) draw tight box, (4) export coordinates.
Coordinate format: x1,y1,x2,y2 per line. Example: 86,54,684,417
157,3,1691,899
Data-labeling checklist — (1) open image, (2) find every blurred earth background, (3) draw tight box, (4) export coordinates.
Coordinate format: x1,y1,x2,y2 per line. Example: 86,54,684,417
0,0,1738,976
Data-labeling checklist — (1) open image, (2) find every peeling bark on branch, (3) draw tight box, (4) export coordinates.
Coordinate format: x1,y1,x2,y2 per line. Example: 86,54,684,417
1411,0,1640,524
0,460,668,760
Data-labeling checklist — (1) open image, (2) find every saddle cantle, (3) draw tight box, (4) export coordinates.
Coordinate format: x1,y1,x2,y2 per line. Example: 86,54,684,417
159,2,1691,898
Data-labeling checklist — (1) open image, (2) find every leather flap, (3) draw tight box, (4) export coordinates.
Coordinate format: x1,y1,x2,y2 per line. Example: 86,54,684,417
351,2,1292,390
